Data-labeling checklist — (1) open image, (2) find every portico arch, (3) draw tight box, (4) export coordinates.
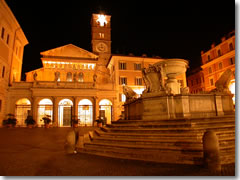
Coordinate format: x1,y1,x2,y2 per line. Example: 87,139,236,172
99,99,112,125
78,99,93,126
38,98,53,126
58,99,73,127
15,98,31,126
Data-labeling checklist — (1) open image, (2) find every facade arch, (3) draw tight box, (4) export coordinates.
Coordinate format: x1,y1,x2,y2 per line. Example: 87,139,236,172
78,99,93,126
15,98,31,126
99,99,112,124
58,98,73,127
37,98,53,126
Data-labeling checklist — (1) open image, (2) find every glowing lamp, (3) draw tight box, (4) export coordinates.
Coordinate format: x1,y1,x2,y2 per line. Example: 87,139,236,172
97,14,107,27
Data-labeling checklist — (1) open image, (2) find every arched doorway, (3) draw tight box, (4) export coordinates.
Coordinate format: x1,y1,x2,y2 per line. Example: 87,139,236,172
78,99,93,126
15,98,31,126
99,99,112,125
38,99,53,126
58,99,73,127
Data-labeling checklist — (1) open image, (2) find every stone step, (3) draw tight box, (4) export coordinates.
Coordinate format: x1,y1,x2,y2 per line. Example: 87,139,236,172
108,120,235,129
106,125,235,134
114,116,235,125
80,143,204,165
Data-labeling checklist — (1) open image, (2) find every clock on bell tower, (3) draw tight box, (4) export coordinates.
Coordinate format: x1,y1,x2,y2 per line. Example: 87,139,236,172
91,14,111,56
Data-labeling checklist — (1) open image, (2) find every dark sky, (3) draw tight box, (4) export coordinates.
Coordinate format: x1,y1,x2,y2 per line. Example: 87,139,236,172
5,0,235,79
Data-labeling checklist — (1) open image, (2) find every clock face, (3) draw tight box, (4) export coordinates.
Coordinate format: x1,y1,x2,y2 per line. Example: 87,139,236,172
96,42,108,52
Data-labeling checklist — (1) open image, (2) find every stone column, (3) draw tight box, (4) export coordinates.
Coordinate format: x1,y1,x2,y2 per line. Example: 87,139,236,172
31,97,38,126
52,97,58,127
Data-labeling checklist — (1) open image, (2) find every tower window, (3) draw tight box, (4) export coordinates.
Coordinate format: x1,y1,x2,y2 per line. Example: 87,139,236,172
99,33,104,38
119,62,127,70
135,77,142,85
134,63,142,70
119,77,127,85
1,27,4,39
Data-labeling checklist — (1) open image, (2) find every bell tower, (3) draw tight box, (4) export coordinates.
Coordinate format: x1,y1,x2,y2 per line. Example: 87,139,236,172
91,14,111,64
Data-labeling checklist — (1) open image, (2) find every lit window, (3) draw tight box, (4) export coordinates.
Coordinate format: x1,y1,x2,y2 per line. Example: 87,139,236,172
1,27,4,39
208,67,212,74
135,77,142,85
66,72,72,82
134,63,142,70
219,62,223,69
210,78,214,86
99,33,104,38
120,93,126,102
6,34,9,44
119,77,127,85
2,66,5,78
229,43,233,51
217,49,221,57
78,72,84,82
119,62,126,70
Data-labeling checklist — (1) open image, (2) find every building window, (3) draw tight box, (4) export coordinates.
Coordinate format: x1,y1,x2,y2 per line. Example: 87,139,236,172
210,78,214,86
119,77,127,85
219,62,223,69
1,27,4,39
191,80,193,86
229,43,233,51
217,49,221,57
196,79,198,84
66,72,72,82
0,99,2,112
135,77,142,85
208,67,212,74
229,57,235,65
134,63,142,70
207,55,210,61
120,93,126,102
119,62,126,70
6,34,9,44
2,66,5,78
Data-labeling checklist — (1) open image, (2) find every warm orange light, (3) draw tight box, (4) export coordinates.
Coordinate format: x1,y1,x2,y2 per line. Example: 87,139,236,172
96,15,107,27
229,79,235,105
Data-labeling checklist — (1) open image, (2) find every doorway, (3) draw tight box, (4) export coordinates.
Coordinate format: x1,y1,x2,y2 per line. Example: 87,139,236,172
58,99,73,127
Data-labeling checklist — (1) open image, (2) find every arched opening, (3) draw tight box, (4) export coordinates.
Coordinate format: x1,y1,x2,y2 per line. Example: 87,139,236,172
78,99,93,126
99,99,112,125
58,99,73,127
15,98,31,126
38,99,53,126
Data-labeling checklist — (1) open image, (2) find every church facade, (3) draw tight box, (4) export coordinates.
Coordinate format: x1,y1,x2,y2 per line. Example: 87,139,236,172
3,12,187,127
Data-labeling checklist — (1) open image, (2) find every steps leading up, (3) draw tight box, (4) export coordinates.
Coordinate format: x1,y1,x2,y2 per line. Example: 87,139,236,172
78,115,235,165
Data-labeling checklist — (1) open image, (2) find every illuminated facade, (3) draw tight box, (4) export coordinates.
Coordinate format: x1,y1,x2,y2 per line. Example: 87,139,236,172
187,31,235,103
0,0,28,124
3,12,187,127
201,31,235,103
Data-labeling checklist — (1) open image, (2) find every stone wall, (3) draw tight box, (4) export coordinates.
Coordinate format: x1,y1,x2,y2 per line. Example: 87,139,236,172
124,93,234,120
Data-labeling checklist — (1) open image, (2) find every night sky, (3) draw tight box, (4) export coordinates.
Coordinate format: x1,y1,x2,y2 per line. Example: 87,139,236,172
5,0,235,79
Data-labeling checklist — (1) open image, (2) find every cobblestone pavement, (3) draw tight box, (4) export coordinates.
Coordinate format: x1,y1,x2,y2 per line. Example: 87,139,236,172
0,127,235,176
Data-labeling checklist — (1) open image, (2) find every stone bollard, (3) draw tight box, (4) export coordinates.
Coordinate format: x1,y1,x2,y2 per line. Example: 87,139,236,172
64,129,77,154
202,130,221,175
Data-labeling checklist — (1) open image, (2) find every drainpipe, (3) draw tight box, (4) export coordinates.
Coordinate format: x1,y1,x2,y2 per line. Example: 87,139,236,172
9,27,20,86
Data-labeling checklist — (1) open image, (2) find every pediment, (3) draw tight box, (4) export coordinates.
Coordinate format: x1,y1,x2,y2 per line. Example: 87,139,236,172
40,44,98,59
